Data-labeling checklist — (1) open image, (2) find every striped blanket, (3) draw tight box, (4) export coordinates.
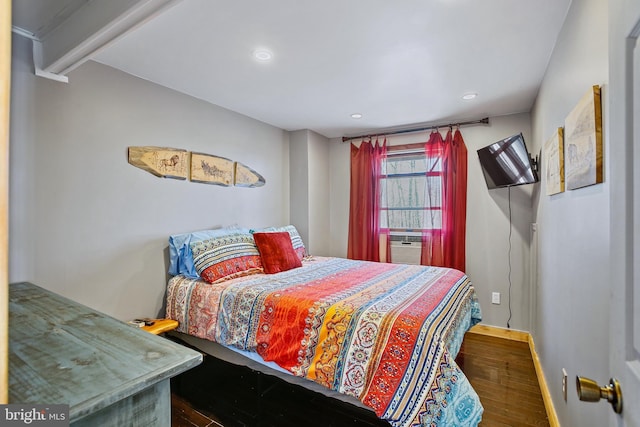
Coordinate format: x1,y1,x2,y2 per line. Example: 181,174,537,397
166,257,483,426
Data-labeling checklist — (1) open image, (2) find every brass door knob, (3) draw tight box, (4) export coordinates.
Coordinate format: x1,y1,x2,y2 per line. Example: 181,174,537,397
576,376,623,414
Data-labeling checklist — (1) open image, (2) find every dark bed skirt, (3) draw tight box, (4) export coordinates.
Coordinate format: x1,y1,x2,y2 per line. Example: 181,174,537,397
170,340,392,427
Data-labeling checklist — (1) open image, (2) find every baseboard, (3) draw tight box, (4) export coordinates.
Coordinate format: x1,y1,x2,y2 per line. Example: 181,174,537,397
528,334,560,427
467,325,560,427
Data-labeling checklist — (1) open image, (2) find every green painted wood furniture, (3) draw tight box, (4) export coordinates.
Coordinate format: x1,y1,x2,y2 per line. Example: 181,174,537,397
9,282,202,426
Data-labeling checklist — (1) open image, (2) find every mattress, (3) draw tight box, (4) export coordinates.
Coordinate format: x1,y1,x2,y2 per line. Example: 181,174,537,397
166,256,483,426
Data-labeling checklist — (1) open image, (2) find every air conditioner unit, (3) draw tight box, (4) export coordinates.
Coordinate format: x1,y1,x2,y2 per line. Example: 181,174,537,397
390,241,421,265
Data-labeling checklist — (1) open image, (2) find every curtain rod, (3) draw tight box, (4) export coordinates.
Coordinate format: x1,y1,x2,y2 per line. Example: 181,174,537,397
341,117,490,142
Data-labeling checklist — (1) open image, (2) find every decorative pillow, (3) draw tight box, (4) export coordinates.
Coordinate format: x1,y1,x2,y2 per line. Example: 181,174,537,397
250,225,307,261
253,232,302,274
190,232,263,283
168,227,249,278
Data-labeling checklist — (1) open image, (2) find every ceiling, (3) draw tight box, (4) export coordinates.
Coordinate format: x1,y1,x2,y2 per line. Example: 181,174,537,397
12,0,572,139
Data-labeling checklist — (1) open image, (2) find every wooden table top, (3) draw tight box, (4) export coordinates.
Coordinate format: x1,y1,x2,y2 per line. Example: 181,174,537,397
9,282,202,422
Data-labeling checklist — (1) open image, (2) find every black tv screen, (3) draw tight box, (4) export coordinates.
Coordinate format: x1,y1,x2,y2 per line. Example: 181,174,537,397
477,133,538,189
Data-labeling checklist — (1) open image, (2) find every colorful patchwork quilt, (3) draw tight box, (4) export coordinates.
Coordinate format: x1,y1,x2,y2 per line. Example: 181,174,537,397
166,257,483,426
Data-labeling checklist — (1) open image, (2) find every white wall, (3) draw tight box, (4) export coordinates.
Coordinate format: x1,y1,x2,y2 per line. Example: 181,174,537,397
465,114,535,331
9,34,290,321
329,112,535,331
307,131,330,256
328,137,350,258
530,0,609,425
290,129,330,256
289,130,309,247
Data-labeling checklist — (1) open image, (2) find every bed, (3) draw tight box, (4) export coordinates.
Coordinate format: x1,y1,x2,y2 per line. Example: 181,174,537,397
165,226,483,427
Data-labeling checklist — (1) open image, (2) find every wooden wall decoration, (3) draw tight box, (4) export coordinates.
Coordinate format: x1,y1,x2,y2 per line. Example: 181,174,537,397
235,161,265,187
128,146,189,179
543,127,565,195
128,147,265,188
564,85,603,190
190,152,235,186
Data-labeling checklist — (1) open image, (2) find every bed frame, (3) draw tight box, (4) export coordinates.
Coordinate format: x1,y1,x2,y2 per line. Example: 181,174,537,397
169,333,392,427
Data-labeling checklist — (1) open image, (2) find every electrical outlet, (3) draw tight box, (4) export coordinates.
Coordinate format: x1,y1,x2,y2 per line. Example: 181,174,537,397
491,292,501,304
562,368,568,401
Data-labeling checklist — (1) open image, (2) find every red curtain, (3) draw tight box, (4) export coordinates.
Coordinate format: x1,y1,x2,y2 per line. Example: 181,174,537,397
347,139,389,262
420,129,467,272
451,129,468,271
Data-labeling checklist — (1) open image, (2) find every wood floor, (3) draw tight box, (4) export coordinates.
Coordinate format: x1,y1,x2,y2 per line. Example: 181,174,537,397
457,333,550,427
171,332,550,427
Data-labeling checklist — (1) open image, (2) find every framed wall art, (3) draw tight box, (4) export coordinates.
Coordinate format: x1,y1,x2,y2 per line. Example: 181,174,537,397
128,146,189,179
234,161,265,188
190,152,235,186
564,85,603,190
128,147,266,188
543,127,565,195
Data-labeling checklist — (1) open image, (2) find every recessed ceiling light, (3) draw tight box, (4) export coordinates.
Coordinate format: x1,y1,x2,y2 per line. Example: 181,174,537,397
351,113,363,119
462,92,478,100
253,49,273,61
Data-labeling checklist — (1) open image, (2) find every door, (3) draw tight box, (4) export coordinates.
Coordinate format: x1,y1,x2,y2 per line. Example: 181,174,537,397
610,0,640,425
0,0,10,403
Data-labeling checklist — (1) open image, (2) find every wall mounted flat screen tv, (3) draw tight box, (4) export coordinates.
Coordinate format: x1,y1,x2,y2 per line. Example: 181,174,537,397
477,133,539,189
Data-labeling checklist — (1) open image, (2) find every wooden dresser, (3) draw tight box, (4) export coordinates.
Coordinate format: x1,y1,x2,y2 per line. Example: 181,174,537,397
8,282,202,426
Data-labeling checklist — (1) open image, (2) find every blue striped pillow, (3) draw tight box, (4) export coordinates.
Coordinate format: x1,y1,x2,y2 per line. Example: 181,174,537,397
190,233,263,283
250,225,307,261
168,227,250,278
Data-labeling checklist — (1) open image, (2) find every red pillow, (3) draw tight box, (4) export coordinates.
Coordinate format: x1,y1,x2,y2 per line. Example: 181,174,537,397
253,232,302,274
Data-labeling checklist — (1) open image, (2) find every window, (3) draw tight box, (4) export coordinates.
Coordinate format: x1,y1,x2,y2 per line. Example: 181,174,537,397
380,149,443,234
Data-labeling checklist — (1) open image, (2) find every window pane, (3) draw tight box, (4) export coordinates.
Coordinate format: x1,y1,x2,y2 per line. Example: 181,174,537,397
426,176,442,206
383,155,427,175
381,209,442,230
381,176,441,208
382,176,427,208
385,209,422,230
426,156,442,172
425,210,442,229
380,151,443,231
